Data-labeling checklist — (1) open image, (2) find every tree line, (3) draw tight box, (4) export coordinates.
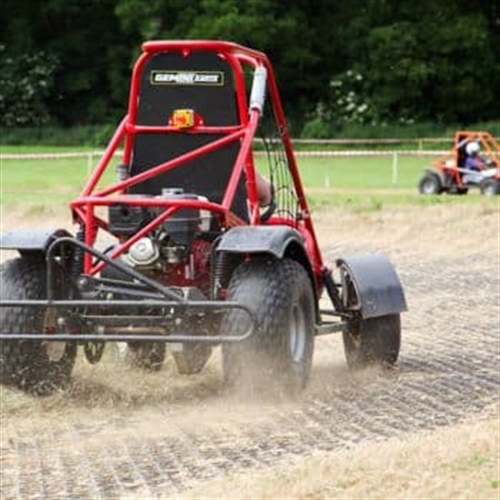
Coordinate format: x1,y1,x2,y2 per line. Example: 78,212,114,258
1,0,499,135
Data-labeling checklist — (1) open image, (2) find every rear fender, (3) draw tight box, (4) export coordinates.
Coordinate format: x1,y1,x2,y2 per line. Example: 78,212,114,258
337,254,407,319
215,225,318,313
216,225,304,258
0,228,73,256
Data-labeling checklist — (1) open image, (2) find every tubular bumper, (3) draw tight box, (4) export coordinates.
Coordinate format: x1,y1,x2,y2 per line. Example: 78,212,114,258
0,236,255,343
0,298,255,343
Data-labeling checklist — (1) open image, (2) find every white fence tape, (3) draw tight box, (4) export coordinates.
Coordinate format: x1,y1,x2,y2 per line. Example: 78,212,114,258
0,149,450,187
291,138,448,144
0,152,110,160
283,150,448,157
0,150,449,185
0,150,448,160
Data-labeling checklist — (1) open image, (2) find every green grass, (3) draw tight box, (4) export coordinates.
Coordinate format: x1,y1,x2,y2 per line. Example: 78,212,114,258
0,145,103,154
0,154,116,203
0,147,492,208
292,155,425,189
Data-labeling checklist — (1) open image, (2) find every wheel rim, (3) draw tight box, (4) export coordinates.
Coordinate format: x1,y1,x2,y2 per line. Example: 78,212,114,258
483,183,494,196
289,304,307,362
422,178,437,194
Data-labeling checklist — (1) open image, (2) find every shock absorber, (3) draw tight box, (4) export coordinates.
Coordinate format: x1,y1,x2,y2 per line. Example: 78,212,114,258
210,248,240,299
70,226,85,284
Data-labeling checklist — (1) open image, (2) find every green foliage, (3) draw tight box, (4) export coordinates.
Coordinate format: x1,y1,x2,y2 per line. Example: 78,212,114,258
332,0,499,126
0,124,119,147
115,0,332,125
300,118,500,141
328,71,375,125
302,70,378,138
0,0,130,127
301,104,336,139
0,45,59,127
0,0,499,131
2,119,497,147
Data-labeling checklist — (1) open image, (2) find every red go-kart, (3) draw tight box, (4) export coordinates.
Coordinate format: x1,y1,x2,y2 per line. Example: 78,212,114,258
418,131,500,196
0,41,406,395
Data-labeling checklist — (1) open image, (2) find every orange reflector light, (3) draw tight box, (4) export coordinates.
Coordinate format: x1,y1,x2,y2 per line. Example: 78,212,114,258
171,109,195,128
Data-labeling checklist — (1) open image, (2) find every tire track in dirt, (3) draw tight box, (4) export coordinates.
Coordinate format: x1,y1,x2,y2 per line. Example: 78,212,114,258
1,238,499,499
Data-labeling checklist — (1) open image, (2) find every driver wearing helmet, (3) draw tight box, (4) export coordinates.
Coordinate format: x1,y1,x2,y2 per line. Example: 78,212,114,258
464,141,488,172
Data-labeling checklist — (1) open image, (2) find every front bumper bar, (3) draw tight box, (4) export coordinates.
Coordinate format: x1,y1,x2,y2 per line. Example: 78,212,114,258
0,299,255,343
1,236,256,343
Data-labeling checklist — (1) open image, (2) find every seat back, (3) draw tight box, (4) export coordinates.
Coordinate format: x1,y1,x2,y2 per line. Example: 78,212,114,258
129,50,247,216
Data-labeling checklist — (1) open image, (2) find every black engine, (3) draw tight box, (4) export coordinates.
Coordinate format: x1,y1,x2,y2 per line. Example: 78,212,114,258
108,189,212,269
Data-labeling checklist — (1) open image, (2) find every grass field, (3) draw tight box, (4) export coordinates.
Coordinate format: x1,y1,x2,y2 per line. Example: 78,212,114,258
1,146,499,499
0,146,490,210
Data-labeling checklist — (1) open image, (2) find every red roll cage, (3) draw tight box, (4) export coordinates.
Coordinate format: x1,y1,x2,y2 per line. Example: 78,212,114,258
69,41,324,279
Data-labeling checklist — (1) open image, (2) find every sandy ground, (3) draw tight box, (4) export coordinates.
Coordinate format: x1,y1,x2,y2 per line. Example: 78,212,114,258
0,199,499,499
179,412,499,500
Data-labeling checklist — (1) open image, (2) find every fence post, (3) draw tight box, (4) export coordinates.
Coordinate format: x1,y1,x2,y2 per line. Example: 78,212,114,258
392,152,398,184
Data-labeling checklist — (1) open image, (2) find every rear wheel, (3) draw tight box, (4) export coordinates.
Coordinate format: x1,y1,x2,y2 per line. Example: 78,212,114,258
0,257,77,395
222,258,315,395
480,178,500,196
343,314,401,369
418,173,442,195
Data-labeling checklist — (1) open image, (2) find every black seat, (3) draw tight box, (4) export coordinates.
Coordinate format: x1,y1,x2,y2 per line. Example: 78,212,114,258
128,50,247,218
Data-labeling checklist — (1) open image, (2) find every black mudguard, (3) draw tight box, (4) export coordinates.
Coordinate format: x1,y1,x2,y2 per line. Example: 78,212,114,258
337,254,407,319
216,225,305,258
0,228,72,255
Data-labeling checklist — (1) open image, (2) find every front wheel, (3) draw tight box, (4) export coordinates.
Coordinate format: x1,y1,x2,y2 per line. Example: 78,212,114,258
0,257,77,395
222,258,316,395
418,173,442,195
343,314,401,369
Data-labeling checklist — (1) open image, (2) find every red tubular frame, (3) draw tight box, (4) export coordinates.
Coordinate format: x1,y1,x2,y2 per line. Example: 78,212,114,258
70,40,324,278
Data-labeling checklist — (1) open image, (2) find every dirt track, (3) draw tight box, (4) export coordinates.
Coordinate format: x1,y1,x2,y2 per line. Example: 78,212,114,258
0,201,499,499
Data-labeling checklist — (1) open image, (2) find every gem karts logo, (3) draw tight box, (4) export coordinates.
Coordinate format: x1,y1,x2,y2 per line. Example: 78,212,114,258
151,71,224,86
